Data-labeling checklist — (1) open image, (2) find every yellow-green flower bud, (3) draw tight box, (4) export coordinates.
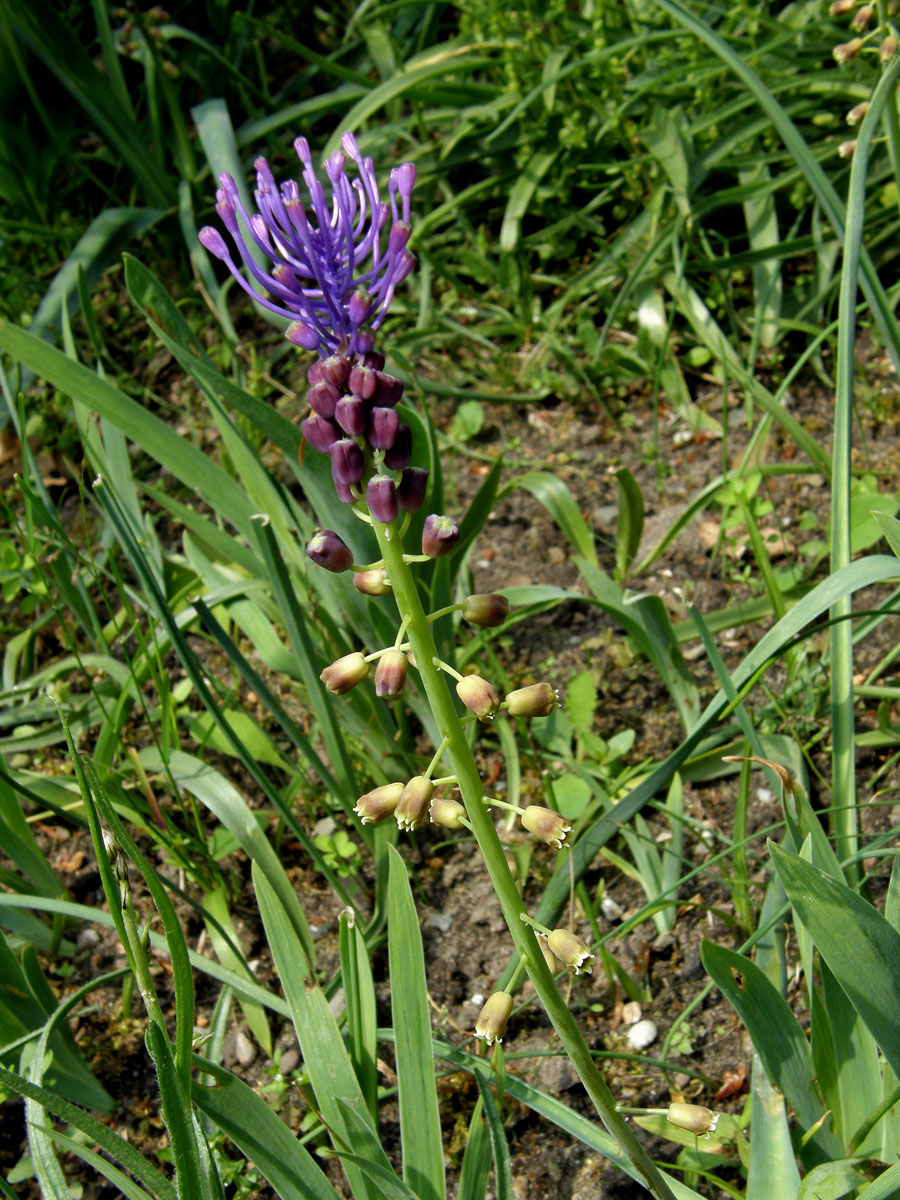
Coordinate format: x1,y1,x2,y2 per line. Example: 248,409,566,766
474,991,513,1046
852,3,873,29
881,34,898,61
838,139,858,158
505,682,559,718
536,933,559,973
666,1103,718,1135
847,101,869,126
430,797,467,829
456,674,500,721
355,783,404,825
521,805,571,849
462,593,509,627
320,652,369,695
395,776,434,831
834,37,863,62
374,650,408,699
547,928,594,975
353,568,391,596
829,0,854,10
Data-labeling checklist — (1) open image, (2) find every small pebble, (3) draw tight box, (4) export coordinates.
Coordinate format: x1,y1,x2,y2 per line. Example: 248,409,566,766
279,1048,299,1075
470,992,486,1008
76,927,99,950
756,787,774,804
235,1030,257,1067
621,1001,642,1026
312,816,337,839
423,911,452,934
600,895,624,921
626,1019,658,1051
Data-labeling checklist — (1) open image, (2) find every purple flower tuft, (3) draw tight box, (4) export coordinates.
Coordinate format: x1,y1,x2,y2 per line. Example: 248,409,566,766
199,136,416,356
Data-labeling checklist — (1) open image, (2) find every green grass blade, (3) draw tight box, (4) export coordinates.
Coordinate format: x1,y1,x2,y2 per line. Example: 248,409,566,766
387,846,445,1200
650,0,900,371
771,842,900,1083
146,1021,219,1200
253,865,385,1200
474,1071,513,1200
856,1161,900,1200
139,748,316,968
614,467,644,582
457,1101,491,1200
515,471,598,566
745,1052,800,1200
0,1064,177,1200
339,908,378,1124
202,885,271,1057
701,939,840,1162
192,1058,341,1200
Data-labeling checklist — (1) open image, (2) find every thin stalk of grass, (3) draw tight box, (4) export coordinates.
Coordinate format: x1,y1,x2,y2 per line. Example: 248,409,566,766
371,521,678,1200
831,54,900,878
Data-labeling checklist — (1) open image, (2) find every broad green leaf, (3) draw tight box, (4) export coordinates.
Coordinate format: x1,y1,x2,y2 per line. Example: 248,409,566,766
388,847,445,1200
700,940,841,1162
771,843,900,1085
254,866,385,1200
615,467,644,581
796,1160,865,1200
192,1058,340,1200
202,886,271,1056
746,1053,800,1200
516,471,597,566
339,909,378,1123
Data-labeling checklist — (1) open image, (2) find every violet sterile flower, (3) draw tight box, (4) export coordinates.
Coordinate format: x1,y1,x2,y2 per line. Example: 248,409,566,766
199,133,416,357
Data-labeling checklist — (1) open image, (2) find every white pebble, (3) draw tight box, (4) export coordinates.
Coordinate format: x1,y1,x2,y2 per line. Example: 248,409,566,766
235,1030,257,1067
601,895,624,921
626,1019,658,1051
621,1001,642,1026
470,993,486,1008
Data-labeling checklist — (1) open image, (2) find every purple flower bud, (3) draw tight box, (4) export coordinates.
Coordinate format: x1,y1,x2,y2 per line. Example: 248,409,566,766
331,438,364,485
306,529,353,572
301,415,340,452
320,651,369,695
384,425,412,471
356,328,375,355
462,594,509,628
349,364,378,400
355,782,404,825
286,321,320,350
395,776,434,831
334,479,356,504
422,513,459,558
374,649,408,698
397,466,428,512
307,380,340,419
320,354,351,388
335,396,368,438
353,568,391,596
363,351,386,370
198,227,229,259
349,289,373,326
389,222,411,255
307,359,326,385
368,407,399,450
456,674,500,721
374,373,404,407
366,475,398,524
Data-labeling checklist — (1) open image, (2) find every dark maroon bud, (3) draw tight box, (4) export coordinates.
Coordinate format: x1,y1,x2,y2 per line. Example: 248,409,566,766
301,415,340,452
307,380,340,419
307,358,326,385
335,395,368,437
367,475,399,524
368,406,399,450
331,438,364,485
374,372,404,407
397,466,428,512
349,364,378,399
422,513,459,558
335,479,356,504
306,529,353,572
320,353,351,388
384,424,412,470
362,351,385,370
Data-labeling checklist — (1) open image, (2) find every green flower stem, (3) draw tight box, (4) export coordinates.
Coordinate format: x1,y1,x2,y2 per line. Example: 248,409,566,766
372,519,677,1200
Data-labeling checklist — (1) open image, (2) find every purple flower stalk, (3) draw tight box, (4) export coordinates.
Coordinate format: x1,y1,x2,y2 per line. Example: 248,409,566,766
198,133,416,357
